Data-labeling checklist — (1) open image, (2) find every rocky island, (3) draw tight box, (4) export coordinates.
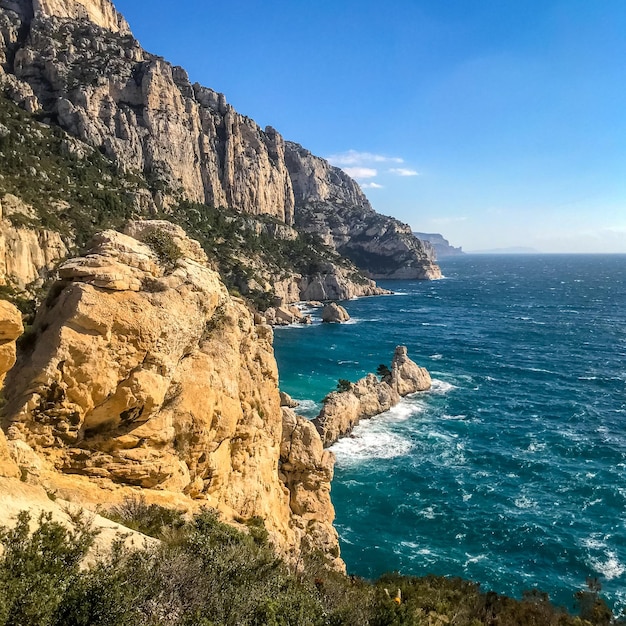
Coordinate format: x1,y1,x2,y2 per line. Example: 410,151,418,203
313,346,432,447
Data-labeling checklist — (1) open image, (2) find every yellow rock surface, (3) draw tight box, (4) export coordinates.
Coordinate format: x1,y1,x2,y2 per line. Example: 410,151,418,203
1,222,340,565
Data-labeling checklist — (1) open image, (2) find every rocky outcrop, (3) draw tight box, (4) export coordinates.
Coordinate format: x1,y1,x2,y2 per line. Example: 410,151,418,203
34,0,130,33
1,222,340,565
413,232,464,258
0,195,68,289
298,266,389,301
286,143,442,280
264,305,310,327
321,302,350,323
280,408,342,571
313,346,431,447
0,294,152,559
0,299,22,478
389,345,431,396
279,391,298,408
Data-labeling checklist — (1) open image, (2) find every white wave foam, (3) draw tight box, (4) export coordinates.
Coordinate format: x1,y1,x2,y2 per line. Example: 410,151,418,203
514,495,537,509
331,400,422,463
589,551,625,580
430,354,443,360
331,425,413,463
527,367,553,374
386,400,425,421
581,536,607,551
442,414,467,421
420,506,436,519
430,379,457,394
293,399,321,416
464,553,488,567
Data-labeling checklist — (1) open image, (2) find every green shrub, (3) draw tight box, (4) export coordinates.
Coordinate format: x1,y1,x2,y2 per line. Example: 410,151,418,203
104,496,185,539
141,228,183,272
337,379,353,392
0,507,618,626
0,511,95,626
377,364,391,380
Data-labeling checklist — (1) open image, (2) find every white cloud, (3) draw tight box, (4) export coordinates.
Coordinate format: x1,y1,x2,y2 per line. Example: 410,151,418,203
361,182,384,189
343,167,378,179
326,150,404,166
389,168,420,177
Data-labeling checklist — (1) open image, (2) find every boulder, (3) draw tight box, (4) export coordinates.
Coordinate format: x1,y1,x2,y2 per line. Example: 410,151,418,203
321,302,350,323
279,391,299,408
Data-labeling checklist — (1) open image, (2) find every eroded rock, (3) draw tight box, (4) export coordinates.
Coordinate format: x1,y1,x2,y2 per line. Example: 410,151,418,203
313,346,432,447
1,221,340,565
0,299,22,478
321,302,350,323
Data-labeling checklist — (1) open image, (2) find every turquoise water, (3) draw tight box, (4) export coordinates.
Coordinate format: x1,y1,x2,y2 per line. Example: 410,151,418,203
273,254,626,613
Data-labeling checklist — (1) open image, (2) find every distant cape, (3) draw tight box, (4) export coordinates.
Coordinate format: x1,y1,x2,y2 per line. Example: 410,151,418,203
413,232,464,258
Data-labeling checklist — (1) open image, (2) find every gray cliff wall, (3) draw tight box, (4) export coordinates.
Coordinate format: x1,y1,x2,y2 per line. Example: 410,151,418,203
285,143,441,280
0,0,440,281
1,3,295,223
413,232,464,258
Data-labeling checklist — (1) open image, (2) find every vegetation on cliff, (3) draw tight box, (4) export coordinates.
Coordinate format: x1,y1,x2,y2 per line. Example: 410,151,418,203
0,94,368,311
0,501,618,626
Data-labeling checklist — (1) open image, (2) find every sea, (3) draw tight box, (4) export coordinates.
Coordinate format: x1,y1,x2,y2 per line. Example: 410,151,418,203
273,254,626,614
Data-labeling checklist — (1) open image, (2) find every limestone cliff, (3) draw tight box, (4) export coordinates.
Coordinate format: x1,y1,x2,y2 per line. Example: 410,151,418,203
0,0,440,284
313,346,432,447
1,3,295,223
1,222,340,566
413,232,464,258
286,143,442,280
0,299,22,478
0,194,68,289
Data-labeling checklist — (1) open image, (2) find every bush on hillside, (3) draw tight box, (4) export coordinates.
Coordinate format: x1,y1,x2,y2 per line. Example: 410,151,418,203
1,500,619,625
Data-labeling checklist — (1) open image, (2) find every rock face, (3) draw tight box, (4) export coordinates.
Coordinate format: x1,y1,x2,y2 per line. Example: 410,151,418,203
1,222,340,565
413,232,464,258
313,346,431,447
33,0,131,33
2,4,295,223
286,143,442,280
0,299,22,478
280,408,341,570
0,0,441,283
0,195,68,289
298,267,389,302
321,302,350,323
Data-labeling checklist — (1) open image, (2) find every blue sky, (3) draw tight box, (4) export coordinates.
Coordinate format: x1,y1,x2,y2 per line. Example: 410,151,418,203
114,0,626,253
